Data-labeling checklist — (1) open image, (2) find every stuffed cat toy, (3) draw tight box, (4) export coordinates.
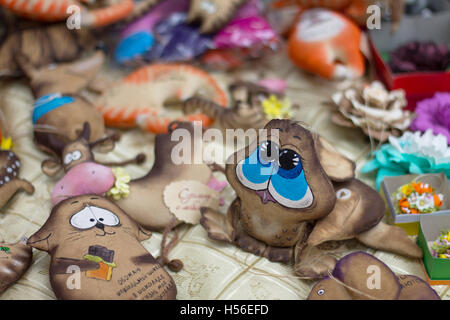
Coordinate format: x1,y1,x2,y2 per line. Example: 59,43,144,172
200,119,423,279
27,195,177,300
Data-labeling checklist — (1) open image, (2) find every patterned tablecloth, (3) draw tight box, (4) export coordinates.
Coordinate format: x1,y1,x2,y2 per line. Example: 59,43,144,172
0,53,448,300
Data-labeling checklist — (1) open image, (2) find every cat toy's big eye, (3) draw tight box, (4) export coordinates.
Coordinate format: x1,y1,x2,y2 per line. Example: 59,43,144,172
70,207,98,230
90,207,120,227
70,207,120,229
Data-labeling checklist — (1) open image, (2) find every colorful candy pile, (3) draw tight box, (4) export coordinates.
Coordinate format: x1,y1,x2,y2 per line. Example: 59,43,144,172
431,229,450,259
393,181,443,214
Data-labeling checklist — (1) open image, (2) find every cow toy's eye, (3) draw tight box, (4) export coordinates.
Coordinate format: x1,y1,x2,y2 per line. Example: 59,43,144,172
64,153,73,165
317,289,325,296
72,150,82,161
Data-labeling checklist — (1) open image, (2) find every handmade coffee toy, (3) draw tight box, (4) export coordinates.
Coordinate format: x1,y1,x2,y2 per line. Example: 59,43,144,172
15,51,117,157
0,22,95,78
43,122,145,205
96,63,228,134
0,0,140,28
187,0,247,34
0,239,33,294
182,81,277,130
200,119,423,279
288,8,365,80
27,195,177,300
307,251,440,300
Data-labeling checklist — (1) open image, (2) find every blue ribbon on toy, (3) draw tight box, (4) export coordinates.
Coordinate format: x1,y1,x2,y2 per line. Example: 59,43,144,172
32,94,75,124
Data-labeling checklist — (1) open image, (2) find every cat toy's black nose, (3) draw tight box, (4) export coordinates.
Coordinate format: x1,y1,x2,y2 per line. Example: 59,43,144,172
95,222,105,230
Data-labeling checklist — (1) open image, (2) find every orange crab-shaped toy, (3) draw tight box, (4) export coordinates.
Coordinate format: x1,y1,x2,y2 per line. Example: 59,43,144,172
0,0,144,28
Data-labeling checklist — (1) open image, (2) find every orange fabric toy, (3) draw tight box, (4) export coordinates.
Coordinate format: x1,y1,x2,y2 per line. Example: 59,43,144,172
0,0,136,28
288,8,365,79
274,0,405,31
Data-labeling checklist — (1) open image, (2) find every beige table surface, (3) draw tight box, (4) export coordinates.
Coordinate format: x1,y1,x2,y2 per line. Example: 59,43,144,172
0,52,448,300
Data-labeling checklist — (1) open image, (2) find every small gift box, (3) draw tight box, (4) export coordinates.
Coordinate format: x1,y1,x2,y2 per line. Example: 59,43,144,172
368,10,450,110
417,214,450,285
381,173,450,235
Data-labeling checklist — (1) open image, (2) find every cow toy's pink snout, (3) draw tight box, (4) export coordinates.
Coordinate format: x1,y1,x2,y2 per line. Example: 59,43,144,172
51,162,115,205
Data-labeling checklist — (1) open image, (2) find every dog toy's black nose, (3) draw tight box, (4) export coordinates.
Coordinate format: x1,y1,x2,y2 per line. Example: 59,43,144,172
95,222,105,230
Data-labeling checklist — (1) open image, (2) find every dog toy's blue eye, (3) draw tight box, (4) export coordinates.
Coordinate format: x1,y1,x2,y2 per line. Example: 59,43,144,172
236,142,277,190
277,149,303,179
258,140,279,166
268,149,314,208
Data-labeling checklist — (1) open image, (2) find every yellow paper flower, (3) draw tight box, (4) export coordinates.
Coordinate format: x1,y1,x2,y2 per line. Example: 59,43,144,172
262,95,293,120
107,167,131,200
400,184,413,196
1,137,13,150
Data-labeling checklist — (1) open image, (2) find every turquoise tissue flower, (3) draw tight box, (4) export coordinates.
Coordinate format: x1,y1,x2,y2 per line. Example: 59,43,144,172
361,130,450,190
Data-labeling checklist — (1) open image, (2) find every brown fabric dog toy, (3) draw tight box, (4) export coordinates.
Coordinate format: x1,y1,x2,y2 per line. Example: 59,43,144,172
307,252,440,300
200,119,422,279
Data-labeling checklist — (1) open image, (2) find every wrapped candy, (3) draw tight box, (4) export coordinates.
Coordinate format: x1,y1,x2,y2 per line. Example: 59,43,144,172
331,81,411,142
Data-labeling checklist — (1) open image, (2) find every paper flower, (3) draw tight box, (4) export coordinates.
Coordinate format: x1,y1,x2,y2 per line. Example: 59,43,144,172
107,168,131,200
431,229,450,259
388,41,450,73
262,95,293,120
410,92,450,145
331,81,411,142
394,181,443,214
361,130,450,190
0,137,12,150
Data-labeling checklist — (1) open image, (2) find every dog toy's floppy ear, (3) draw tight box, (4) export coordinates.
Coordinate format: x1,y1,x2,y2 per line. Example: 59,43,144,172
313,134,355,182
307,179,384,246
